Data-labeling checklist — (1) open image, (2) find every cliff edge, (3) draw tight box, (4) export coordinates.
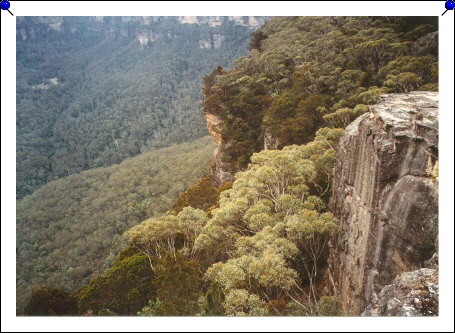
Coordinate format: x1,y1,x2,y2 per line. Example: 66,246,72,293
329,91,439,315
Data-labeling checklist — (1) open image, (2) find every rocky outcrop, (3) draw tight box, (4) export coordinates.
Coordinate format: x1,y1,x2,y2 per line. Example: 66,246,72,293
17,17,267,45
178,16,267,28
329,91,438,315
199,39,212,49
199,34,226,49
136,31,151,49
410,31,438,56
263,129,281,150
205,113,236,185
205,113,223,146
212,34,225,49
362,268,438,316
211,149,237,186
179,16,222,27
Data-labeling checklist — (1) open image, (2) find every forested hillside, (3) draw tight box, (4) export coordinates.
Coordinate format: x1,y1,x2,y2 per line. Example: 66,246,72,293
18,16,438,317
16,136,215,313
16,16,258,198
203,16,438,181
122,16,437,316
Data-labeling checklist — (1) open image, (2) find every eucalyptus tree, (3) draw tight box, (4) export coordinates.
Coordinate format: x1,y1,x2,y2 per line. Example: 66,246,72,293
196,129,341,315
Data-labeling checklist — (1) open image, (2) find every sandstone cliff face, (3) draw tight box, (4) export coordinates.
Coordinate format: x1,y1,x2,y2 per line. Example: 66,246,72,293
207,121,282,185
17,17,266,47
178,16,267,28
205,113,236,186
329,92,438,315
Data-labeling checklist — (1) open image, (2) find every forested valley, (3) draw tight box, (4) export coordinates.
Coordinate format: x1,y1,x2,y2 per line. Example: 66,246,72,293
16,16,260,314
16,16,256,199
16,16,438,316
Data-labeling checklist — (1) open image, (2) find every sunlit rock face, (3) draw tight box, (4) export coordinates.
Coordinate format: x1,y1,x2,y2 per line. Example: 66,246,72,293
329,92,438,315
204,112,236,186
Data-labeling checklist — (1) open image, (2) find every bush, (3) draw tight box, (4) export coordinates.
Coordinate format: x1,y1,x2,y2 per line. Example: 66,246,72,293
171,176,220,213
317,296,340,316
24,285,77,316
73,247,155,315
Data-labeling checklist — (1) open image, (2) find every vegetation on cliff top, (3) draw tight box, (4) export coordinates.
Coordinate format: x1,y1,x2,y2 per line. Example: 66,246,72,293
203,16,437,171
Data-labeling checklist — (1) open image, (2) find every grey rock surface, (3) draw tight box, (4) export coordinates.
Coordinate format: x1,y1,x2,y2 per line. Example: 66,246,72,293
362,268,438,316
329,92,439,315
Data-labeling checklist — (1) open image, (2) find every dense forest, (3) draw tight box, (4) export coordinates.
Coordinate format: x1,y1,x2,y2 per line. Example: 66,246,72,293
17,16,438,316
16,16,256,199
203,16,438,172
16,136,215,313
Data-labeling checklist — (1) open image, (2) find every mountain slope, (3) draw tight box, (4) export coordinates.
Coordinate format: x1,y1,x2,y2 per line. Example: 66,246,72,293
16,16,263,198
16,136,215,313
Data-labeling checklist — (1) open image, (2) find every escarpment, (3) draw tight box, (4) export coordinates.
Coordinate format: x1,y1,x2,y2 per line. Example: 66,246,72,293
329,92,438,315
204,112,237,185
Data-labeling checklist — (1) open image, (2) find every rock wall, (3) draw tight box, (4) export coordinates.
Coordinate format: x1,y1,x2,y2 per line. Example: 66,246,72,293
207,120,282,185
178,16,267,28
329,92,438,315
17,17,267,47
205,112,236,186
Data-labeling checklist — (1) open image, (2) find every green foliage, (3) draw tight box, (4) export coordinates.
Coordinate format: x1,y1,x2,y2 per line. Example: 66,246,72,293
137,299,162,316
384,72,423,93
171,176,220,213
419,83,438,91
202,16,438,171
357,86,389,104
111,212,207,316
18,16,439,317
223,289,268,316
403,24,437,41
16,137,214,313
266,94,326,147
24,285,77,316
336,69,366,96
198,283,225,316
16,17,254,198
122,129,341,316
323,104,369,128
152,255,203,316
125,207,208,265
379,55,438,82
97,308,118,316
317,296,340,316
249,30,267,51
73,247,155,315
195,129,342,315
